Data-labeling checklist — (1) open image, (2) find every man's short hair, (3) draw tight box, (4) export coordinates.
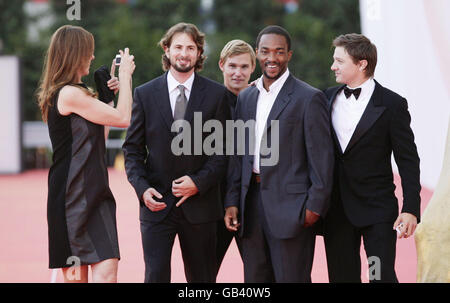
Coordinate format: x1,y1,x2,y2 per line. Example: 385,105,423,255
256,25,292,51
158,22,206,71
333,33,377,77
219,39,256,67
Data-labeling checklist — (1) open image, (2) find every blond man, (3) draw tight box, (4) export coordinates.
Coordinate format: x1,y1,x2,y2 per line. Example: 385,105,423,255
216,40,255,277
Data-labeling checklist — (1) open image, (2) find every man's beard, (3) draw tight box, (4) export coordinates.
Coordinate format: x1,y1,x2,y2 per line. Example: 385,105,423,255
263,70,282,80
262,63,286,80
170,57,197,73
173,63,195,73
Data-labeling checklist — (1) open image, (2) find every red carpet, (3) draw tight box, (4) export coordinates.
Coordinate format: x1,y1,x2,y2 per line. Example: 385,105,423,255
0,169,432,282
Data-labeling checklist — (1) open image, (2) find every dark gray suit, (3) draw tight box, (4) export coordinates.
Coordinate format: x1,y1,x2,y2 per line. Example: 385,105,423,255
225,73,334,282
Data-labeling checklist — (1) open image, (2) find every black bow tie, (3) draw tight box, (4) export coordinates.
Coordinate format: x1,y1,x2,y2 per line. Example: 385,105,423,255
343,87,362,100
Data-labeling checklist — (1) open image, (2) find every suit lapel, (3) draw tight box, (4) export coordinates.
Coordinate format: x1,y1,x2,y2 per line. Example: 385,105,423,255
154,72,174,132
264,74,294,131
183,73,206,125
246,87,259,121
328,85,345,112
344,81,386,154
154,72,206,135
329,85,346,155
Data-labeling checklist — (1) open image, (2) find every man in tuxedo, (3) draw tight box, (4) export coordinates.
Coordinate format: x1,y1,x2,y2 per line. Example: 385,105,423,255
323,33,421,283
123,23,229,283
224,25,334,282
215,39,256,276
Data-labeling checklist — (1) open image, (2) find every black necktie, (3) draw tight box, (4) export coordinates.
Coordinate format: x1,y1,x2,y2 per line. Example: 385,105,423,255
343,87,362,100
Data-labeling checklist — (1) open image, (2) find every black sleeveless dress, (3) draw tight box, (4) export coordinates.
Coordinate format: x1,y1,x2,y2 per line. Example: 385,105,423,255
46,83,120,268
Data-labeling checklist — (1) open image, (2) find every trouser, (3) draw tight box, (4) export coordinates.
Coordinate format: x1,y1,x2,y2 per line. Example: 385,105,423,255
140,205,217,283
241,174,316,283
215,218,243,277
323,198,398,283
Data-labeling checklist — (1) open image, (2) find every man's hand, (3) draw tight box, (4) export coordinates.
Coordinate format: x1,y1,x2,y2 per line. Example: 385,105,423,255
303,209,320,227
393,212,417,239
224,206,240,232
172,176,199,207
142,188,167,212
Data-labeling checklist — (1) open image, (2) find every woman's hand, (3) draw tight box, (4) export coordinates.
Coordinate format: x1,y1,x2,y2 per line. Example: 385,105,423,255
118,48,135,78
107,59,120,95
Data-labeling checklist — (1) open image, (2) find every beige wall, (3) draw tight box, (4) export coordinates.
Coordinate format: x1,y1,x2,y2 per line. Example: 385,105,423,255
360,0,450,189
0,56,21,173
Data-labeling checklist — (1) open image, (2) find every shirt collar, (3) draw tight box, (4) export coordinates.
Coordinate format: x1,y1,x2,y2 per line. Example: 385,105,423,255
167,70,195,93
256,68,290,94
346,77,375,99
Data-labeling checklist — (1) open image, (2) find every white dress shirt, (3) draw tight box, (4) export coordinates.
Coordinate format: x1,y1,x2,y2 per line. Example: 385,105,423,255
167,70,195,117
331,77,376,153
253,68,290,173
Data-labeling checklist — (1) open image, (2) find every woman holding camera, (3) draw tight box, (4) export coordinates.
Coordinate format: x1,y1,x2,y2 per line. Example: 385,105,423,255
37,25,135,283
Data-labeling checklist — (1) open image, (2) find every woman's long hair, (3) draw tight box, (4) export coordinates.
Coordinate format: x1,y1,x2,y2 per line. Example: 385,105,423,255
37,25,95,122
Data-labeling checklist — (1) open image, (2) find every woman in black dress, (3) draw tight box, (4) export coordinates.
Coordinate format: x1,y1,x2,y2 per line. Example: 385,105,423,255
37,25,135,282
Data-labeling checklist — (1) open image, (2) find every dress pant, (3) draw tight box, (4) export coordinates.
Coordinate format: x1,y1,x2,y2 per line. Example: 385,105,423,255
241,175,316,283
215,219,243,277
323,197,398,283
140,204,217,283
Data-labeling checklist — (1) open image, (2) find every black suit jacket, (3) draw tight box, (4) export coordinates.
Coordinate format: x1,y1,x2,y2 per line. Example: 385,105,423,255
324,80,421,227
219,89,238,204
225,74,334,239
123,72,230,224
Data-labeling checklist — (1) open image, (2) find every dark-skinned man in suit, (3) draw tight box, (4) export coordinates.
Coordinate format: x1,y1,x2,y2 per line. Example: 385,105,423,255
224,25,334,282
